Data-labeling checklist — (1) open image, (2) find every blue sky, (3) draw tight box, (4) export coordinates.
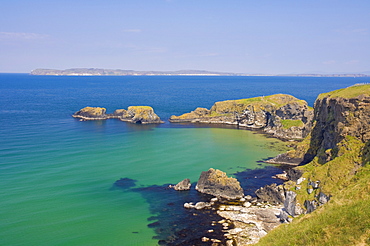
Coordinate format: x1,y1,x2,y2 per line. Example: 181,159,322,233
1,0,369,74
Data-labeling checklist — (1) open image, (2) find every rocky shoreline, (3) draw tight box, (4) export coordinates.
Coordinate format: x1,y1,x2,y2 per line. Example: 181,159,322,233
167,167,330,245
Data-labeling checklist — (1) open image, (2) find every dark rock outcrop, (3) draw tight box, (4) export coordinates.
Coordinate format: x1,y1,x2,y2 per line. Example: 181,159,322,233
304,200,317,213
72,106,163,124
195,168,244,200
286,168,303,182
318,192,330,205
170,94,314,140
255,183,285,205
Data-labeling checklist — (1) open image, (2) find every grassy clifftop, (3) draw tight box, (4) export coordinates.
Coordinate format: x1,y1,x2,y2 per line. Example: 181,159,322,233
211,94,309,114
317,83,370,99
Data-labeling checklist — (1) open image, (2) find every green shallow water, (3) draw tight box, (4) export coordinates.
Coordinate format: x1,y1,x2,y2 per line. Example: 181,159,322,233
1,120,287,246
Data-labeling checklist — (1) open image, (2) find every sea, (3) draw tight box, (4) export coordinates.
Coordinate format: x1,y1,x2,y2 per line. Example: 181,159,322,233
1,74,368,246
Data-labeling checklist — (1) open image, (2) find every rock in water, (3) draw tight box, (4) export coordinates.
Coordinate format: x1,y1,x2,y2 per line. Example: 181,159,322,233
120,106,164,124
72,106,108,120
173,178,191,191
195,168,244,200
73,106,164,124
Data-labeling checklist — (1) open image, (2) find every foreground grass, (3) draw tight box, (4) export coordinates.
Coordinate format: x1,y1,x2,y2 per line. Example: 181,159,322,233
257,166,370,246
257,136,370,246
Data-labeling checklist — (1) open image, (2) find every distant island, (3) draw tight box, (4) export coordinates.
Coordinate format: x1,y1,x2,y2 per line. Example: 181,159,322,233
30,68,369,77
30,68,239,76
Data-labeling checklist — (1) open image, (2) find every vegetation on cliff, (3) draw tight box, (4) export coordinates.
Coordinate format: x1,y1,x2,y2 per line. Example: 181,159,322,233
256,84,370,245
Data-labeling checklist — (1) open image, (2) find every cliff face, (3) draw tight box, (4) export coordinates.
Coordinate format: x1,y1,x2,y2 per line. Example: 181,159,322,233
268,84,370,212
304,85,370,164
73,106,163,124
170,94,314,140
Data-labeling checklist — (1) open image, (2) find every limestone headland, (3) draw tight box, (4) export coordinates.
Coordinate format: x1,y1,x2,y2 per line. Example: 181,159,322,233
169,94,314,140
72,106,164,124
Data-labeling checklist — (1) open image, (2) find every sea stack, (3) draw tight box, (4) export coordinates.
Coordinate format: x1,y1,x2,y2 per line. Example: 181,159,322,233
195,168,244,200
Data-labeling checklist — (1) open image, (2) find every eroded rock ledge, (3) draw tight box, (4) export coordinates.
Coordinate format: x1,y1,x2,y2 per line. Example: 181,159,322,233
72,106,164,124
169,94,314,140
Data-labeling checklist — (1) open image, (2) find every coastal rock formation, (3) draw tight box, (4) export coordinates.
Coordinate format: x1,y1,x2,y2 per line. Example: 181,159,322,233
255,183,285,205
263,84,370,221
173,178,191,191
119,106,164,124
72,107,108,120
217,203,283,245
72,106,163,124
274,84,370,166
169,94,314,139
304,85,370,164
195,168,244,200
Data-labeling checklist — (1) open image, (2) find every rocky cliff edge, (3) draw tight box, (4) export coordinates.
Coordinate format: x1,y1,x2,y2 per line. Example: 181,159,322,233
169,94,314,140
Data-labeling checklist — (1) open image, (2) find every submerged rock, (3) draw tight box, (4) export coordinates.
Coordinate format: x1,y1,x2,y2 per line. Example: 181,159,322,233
195,168,244,200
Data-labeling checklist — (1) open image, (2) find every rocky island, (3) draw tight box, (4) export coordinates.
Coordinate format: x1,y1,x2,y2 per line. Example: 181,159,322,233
30,68,369,77
30,68,239,76
170,94,314,140
72,106,164,124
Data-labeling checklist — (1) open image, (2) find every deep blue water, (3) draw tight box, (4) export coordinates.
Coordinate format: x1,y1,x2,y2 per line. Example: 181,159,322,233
0,74,368,246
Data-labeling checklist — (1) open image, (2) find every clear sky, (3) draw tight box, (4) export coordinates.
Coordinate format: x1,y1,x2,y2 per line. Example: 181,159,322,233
1,0,369,74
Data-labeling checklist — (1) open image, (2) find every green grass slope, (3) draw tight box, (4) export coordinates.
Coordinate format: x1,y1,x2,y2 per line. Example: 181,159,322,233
257,138,370,246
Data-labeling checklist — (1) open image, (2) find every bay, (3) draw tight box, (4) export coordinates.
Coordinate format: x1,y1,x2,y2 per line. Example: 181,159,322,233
0,74,368,245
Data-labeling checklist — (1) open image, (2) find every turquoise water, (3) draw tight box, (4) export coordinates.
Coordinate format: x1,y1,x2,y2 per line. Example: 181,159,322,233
1,74,368,245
